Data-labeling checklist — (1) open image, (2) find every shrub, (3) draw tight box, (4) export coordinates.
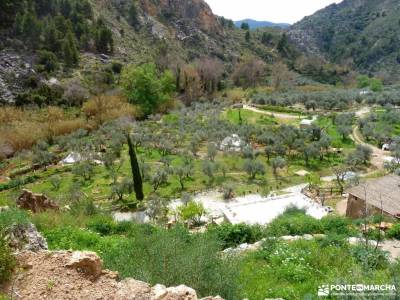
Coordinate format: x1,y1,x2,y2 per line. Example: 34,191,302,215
209,223,264,249
265,210,322,237
350,245,389,270
387,223,400,240
36,50,59,73
0,238,16,283
87,215,116,236
177,201,205,226
320,215,354,235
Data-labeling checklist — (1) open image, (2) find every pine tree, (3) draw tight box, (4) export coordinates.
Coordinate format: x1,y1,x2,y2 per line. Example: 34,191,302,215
22,11,43,49
241,22,249,30
245,30,251,42
128,0,139,28
95,19,114,54
126,133,144,201
44,20,61,53
62,29,79,67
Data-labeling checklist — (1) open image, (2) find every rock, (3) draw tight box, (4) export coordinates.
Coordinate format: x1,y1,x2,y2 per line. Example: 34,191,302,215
6,223,48,252
280,235,301,242
0,205,10,212
312,234,326,239
164,285,197,300
303,234,314,241
17,189,59,213
117,278,152,298
347,237,377,246
152,284,168,299
200,297,224,300
65,251,103,279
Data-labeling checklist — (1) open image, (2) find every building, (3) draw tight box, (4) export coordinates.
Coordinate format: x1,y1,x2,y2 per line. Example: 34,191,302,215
346,175,400,219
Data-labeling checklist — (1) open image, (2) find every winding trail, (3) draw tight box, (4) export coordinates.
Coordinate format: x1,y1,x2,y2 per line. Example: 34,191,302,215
242,104,305,120
351,107,387,170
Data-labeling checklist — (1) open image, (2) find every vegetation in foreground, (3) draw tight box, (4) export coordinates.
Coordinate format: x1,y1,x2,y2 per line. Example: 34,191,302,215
1,207,399,299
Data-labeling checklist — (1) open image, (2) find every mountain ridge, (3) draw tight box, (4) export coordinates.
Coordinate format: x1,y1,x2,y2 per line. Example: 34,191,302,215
234,19,290,29
288,0,400,80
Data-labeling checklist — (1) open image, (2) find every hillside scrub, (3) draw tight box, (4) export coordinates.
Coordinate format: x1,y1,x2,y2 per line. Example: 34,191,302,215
41,223,241,299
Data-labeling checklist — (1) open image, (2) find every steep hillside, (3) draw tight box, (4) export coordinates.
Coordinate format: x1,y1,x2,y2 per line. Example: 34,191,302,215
0,0,289,103
289,0,400,80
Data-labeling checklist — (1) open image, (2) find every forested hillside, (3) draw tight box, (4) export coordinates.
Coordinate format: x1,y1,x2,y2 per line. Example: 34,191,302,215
0,0,300,104
289,0,400,81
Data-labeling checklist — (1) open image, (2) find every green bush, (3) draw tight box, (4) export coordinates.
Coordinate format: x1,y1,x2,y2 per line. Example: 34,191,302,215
209,223,264,249
265,211,322,237
320,215,355,236
87,216,116,236
387,223,400,240
350,245,389,270
0,238,16,283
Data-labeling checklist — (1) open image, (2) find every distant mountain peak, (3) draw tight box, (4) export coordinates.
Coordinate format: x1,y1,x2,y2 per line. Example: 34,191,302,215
234,19,291,30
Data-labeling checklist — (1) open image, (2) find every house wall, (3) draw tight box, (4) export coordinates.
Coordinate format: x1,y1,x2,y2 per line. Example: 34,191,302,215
346,194,386,219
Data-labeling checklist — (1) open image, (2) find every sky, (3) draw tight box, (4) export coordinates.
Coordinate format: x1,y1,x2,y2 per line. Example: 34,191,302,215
204,0,343,24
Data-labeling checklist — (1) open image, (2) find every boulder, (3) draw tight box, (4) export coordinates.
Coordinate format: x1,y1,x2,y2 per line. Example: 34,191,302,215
164,285,197,300
117,278,152,299
6,223,48,252
65,251,103,279
16,189,59,213
303,234,314,241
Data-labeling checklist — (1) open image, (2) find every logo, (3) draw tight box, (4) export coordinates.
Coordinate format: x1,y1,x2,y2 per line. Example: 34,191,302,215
318,285,330,297
317,284,396,297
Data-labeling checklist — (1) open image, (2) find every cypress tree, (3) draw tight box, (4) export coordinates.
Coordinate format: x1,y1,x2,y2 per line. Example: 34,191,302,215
126,133,144,201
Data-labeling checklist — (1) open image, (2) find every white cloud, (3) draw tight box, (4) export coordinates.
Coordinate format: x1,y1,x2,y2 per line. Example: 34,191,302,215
204,0,343,24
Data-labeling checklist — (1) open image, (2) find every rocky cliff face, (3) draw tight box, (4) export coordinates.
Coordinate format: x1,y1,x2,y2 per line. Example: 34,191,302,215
139,0,223,36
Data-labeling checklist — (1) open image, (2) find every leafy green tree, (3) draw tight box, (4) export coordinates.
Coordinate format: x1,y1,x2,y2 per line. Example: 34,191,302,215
112,178,133,201
202,160,218,184
121,63,175,117
243,159,265,179
271,156,286,178
370,78,383,92
72,160,95,181
178,201,205,226
357,75,370,88
32,142,54,169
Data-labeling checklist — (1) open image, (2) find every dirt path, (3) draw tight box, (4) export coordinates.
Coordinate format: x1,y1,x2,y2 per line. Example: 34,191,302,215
242,105,305,121
351,119,386,170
